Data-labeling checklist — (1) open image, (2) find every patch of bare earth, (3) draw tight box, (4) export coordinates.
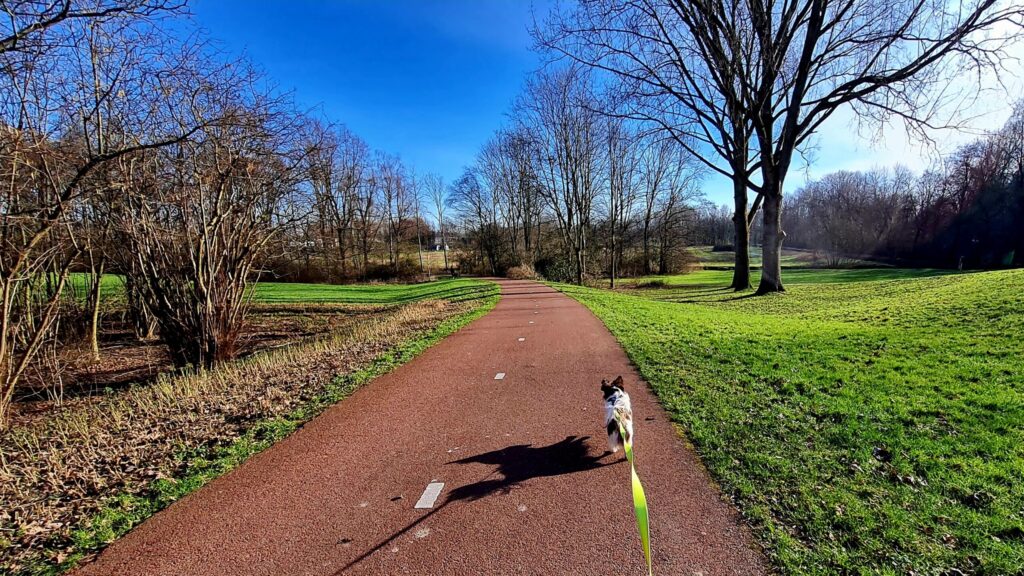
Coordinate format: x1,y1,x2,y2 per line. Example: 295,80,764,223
11,304,387,425
0,299,474,573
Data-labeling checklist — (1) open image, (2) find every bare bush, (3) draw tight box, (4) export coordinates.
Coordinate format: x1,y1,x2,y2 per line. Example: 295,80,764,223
505,264,540,280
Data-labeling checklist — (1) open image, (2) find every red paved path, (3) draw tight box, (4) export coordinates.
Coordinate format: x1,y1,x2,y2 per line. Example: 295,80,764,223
75,280,768,575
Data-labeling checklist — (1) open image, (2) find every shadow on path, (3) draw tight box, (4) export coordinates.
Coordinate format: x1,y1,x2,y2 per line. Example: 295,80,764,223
333,436,616,574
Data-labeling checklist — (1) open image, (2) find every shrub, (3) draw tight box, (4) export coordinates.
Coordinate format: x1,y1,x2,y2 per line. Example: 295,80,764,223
506,264,540,280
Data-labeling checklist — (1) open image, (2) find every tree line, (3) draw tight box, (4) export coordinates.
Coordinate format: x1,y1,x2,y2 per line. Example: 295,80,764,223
784,104,1024,268
440,66,703,285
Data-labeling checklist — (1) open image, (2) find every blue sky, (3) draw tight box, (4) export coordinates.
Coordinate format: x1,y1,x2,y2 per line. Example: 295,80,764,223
189,0,545,196
190,1,1021,208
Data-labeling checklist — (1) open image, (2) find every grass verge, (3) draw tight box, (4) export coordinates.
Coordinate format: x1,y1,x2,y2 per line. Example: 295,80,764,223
3,284,498,575
558,269,1023,575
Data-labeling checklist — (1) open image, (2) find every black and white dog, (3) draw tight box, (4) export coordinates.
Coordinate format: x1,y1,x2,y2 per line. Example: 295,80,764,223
601,375,633,454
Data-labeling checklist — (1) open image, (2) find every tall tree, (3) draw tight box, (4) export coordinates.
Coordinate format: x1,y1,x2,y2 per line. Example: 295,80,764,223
519,66,603,284
543,0,1024,293
0,0,199,425
539,0,762,289
424,173,450,272
605,118,641,287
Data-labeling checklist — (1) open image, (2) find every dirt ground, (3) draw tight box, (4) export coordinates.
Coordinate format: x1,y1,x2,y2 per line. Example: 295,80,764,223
10,304,389,427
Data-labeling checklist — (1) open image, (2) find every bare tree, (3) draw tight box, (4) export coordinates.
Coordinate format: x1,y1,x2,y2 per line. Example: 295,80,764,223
478,126,544,266
738,0,1023,292
424,173,449,272
605,118,641,287
376,154,411,272
540,0,1023,293
520,66,603,284
0,1,200,425
114,73,310,369
448,167,499,274
305,121,369,277
0,0,184,54
539,0,762,290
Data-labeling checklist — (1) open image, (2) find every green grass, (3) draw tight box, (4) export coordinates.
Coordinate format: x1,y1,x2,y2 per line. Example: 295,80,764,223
65,275,491,305
558,268,1024,574
690,245,808,266
689,245,883,269
626,268,958,292
252,278,491,304
688,242,880,268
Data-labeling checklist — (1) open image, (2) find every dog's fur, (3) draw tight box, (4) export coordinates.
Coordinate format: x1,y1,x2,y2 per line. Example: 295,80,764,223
601,375,633,453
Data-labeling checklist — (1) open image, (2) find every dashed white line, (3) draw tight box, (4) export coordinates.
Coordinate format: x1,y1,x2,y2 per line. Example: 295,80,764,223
518,337,525,342
494,372,506,380
414,482,444,509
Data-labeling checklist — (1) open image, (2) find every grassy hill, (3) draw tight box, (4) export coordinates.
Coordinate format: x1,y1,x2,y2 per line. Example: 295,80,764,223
559,268,1024,574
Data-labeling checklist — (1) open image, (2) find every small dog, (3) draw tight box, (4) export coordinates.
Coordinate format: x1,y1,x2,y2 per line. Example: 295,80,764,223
601,376,633,454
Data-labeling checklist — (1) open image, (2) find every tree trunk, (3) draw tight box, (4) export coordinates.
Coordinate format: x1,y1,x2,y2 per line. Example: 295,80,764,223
576,246,585,285
337,226,348,277
609,228,617,289
415,217,424,275
731,177,751,290
642,220,651,276
757,191,786,294
440,225,449,272
87,258,106,361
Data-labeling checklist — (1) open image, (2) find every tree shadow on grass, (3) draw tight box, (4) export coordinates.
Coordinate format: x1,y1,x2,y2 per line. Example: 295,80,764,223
333,435,616,574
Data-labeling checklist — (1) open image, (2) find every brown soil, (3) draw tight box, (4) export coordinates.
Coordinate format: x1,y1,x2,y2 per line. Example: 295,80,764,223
10,305,390,427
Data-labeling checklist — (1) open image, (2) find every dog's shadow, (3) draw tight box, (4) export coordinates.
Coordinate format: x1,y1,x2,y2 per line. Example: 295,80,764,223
333,436,616,574
445,435,617,501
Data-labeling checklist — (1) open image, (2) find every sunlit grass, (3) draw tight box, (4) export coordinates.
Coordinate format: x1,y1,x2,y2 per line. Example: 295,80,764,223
252,278,492,304
559,268,1024,574
66,275,492,305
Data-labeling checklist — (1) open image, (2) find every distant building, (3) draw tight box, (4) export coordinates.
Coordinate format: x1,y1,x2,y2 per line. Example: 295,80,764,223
430,234,448,251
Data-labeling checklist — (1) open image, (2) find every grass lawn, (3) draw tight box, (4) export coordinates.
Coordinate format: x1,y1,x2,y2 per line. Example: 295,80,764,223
252,278,492,304
66,275,492,305
622,268,958,293
688,245,881,269
559,268,1024,574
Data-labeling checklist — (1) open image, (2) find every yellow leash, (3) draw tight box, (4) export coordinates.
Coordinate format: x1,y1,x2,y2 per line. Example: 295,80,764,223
617,415,652,576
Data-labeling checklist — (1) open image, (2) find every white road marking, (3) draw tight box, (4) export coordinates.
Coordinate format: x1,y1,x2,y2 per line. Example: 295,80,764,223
518,337,525,342
494,372,506,380
415,527,431,539
529,321,534,324
414,482,444,509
